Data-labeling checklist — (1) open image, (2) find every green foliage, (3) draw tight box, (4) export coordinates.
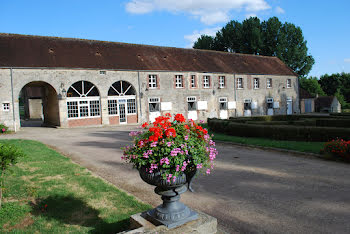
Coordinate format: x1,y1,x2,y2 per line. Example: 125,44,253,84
0,124,8,134
322,139,350,161
299,76,326,96
0,143,24,172
192,16,314,77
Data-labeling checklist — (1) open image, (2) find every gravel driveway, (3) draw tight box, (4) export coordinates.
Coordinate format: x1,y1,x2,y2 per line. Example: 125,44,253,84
3,126,350,233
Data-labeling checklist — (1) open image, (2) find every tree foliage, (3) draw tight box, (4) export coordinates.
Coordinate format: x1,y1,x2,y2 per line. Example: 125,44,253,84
299,77,325,97
193,17,314,77
319,73,350,108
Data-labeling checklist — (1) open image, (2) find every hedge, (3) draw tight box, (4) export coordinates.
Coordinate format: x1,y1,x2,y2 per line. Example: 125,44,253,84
208,119,350,142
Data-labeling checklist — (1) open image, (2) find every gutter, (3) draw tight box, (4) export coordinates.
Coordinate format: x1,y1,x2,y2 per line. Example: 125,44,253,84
10,68,17,131
137,71,142,121
234,74,237,117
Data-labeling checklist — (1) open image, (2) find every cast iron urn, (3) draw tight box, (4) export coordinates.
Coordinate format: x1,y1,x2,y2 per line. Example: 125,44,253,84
139,166,198,228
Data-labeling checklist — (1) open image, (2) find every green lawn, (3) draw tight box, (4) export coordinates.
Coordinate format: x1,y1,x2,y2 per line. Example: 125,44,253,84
212,132,324,154
0,139,151,233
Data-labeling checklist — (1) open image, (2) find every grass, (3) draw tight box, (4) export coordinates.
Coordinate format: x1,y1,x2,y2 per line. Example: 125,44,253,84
212,132,325,154
0,139,151,233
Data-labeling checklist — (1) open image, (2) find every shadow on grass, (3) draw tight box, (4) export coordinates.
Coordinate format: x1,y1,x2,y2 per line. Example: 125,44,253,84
31,195,130,233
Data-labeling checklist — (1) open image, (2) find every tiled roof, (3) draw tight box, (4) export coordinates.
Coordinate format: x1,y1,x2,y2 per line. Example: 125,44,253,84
0,33,296,76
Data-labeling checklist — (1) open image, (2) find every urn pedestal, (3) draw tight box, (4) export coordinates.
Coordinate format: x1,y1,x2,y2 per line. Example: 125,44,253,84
139,167,198,228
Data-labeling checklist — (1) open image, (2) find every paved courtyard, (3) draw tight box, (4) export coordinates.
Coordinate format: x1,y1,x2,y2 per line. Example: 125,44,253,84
3,126,350,233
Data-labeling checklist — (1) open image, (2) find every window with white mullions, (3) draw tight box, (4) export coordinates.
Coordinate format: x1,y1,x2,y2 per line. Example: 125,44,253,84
236,78,243,89
203,76,210,88
175,75,183,88
287,79,292,88
108,100,118,115
149,75,157,88
149,97,160,112
127,99,136,114
66,81,101,119
187,96,197,111
267,78,272,88
108,81,136,96
219,97,228,110
2,103,10,111
191,75,196,88
254,78,260,89
219,76,225,88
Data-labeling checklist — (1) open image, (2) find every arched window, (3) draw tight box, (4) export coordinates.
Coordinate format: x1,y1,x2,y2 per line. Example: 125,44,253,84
107,81,136,124
66,81,100,119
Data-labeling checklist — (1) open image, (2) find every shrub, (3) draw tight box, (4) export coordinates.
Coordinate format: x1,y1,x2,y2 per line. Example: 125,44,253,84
321,139,350,161
0,143,24,208
0,124,8,134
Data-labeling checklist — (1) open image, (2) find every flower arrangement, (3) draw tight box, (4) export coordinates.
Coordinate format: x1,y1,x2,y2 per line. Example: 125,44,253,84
122,113,217,182
321,138,350,161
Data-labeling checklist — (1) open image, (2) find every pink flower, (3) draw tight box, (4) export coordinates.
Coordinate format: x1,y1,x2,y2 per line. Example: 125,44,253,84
150,141,158,147
206,169,211,174
184,135,189,141
160,157,170,165
1,128,5,133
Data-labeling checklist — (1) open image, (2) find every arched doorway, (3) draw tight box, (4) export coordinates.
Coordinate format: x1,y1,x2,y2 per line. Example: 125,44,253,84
19,81,60,127
66,81,101,127
107,81,137,125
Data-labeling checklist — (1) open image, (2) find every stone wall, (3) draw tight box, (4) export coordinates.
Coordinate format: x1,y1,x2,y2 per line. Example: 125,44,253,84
0,68,299,131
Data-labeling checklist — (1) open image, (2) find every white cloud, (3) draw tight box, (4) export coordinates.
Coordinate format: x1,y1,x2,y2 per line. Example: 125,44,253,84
344,58,350,63
275,6,285,14
184,27,221,48
125,0,270,25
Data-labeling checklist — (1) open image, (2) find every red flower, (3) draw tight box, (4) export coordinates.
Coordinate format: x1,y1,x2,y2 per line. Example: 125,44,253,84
142,122,149,128
174,114,186,123
165,128,176,138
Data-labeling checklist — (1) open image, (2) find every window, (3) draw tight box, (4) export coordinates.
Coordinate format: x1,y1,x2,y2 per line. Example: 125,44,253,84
254,78,260,89
175,75,183,88
244,99,252,110
66,81,100,119
149,75,157,88
100,71,106,75
187,97,197,111
237,78,243,89
108,99,118,115
203,76,210,88
2,103,10,111
287,79,292,88
267,78,272,89
219,97,227,110
267,98,274,109
108,80,136,96
190,75,197,88
149,97,160,112
127,99,136,114
219,76,226,88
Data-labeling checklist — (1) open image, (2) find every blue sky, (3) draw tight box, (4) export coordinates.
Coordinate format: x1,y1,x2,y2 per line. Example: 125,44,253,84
1,0,349,77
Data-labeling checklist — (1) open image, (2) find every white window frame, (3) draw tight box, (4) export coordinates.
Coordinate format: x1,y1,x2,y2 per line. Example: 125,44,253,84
175,75,183,88
187,96,197,111
66,97,101,119
266,98,274,103
107,96,137,116
219,97,228,110
237,78,243,89
253,78,260,89
149,97,160,112
267,78,272,89
219,76,226,88
149,75,157,89
2,103,10,112
203,76,210,88
287,79,292,88
190,75,197,88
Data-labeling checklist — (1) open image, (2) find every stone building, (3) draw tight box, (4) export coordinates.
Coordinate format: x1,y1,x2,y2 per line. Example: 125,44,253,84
0,33,299,131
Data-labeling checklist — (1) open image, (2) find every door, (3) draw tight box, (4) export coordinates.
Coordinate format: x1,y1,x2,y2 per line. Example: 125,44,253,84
287,101,292,115
305,99,312,113
149,97,160,123
188,111,198,120
220,110,228,119
119,100,127,124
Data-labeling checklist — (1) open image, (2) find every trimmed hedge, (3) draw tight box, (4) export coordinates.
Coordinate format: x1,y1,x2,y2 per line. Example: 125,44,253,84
208,118,350,142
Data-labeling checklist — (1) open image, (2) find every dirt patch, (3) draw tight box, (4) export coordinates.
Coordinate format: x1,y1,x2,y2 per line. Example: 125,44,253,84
6,216,34,231
40,175,64,182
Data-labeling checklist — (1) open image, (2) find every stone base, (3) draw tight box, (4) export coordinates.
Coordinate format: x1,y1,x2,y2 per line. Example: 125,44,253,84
121,210,217,234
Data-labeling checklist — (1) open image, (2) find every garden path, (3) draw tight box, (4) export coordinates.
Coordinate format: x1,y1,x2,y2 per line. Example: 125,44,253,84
3,126,350,234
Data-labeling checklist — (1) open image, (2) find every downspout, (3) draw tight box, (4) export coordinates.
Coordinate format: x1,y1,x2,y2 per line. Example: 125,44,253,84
137,71,142,121
234,74,237,117
10,68,17,132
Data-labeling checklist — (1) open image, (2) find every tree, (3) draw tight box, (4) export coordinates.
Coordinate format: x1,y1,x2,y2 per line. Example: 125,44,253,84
193,35,215,50
318,73,342,96
193,17,314,77
0,143,24,208
299,76,325,97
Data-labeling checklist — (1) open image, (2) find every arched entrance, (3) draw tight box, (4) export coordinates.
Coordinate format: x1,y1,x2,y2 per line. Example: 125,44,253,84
19,81,60,127
107,81,137,125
